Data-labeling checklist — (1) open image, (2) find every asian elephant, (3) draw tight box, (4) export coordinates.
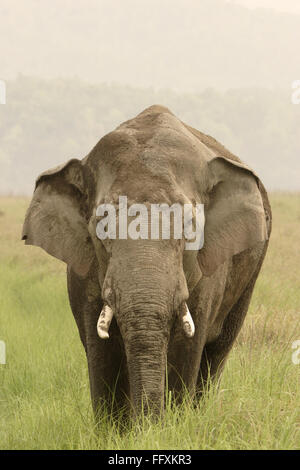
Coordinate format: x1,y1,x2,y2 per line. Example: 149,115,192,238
22,105,272,417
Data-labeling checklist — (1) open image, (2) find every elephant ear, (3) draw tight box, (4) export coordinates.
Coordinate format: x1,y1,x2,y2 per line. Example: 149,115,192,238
198,156,269,276
22,159,94,277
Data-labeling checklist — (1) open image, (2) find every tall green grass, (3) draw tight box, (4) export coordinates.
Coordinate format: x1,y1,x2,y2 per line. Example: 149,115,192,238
0,194,299,449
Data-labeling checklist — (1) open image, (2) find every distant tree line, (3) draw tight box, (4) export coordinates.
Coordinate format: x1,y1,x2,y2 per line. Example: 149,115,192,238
0,77,299,194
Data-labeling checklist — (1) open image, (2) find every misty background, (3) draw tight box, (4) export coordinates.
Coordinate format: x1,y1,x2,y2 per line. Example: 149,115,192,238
0,0,299,193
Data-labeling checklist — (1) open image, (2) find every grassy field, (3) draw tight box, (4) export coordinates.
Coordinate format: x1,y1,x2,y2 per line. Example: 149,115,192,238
0,194,299,450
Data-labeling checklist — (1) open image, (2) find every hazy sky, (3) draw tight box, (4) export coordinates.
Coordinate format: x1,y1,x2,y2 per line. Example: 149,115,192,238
228,0,300,14
1,0,300,90
1,0,299,192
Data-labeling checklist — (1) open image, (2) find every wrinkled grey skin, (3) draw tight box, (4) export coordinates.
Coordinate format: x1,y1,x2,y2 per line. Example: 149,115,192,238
22,105,272,417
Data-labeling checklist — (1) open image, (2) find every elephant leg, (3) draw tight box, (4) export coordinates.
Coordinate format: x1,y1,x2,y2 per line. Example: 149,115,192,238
67,264,129,418
197,242,269,396
82,302,129,419
167,327,207,403
196,272,258,395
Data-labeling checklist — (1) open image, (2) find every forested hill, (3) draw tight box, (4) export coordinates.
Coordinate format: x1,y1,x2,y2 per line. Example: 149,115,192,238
0,78,299,194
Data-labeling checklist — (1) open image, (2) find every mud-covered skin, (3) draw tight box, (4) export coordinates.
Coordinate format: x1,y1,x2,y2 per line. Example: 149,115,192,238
22,105,272,416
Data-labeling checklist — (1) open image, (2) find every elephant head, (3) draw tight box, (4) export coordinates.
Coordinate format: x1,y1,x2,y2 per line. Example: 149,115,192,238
22,105,268,415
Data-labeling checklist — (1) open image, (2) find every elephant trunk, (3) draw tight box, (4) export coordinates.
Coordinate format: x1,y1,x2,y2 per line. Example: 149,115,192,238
117,273,170,415
128,337,167,414
102,240,188,415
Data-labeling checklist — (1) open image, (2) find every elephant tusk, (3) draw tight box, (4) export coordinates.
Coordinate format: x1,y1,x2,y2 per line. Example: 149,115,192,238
182,303,195,338
97,305,114,339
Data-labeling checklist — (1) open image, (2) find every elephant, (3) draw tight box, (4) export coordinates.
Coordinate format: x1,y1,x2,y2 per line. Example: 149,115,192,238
22,105,272,417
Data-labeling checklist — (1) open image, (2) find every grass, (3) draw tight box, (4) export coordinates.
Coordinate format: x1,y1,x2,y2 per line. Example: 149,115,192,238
0,193,299,449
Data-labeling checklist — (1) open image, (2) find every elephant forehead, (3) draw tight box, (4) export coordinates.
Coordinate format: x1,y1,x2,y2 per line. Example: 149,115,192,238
88,111,213,204
109,140,206,197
